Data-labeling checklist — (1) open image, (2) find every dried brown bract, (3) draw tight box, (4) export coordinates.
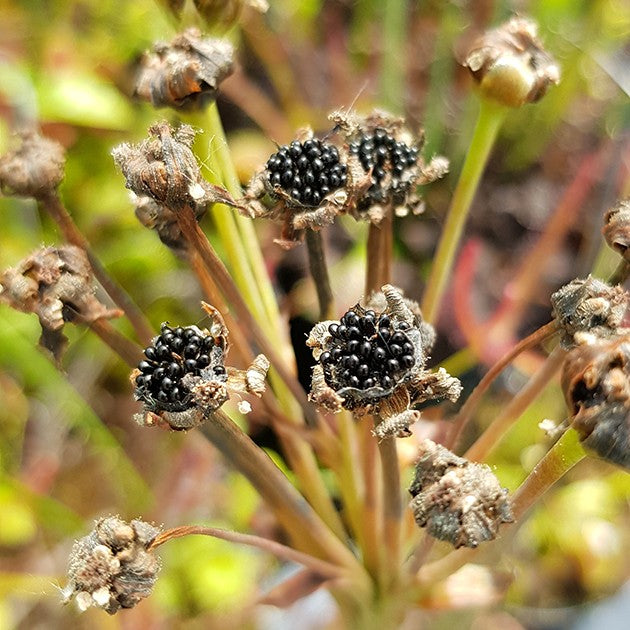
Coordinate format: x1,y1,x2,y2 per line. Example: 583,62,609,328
241,126,370,248
0,245,120,360
132,192,208,257
331,108,449,222
463,16,560,107
603,198,630,264
133,302,269,430
134,29,234,110
551,276,629,349
308,285,461,437
112,121,236,212
562,334,630,471
61,516,161,614
0,130,65,198
408,440,514,548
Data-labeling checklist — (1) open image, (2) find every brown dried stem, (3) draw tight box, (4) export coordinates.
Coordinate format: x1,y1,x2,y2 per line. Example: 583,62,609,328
365,214,393,296
305,230,335,320
40,192,153,343
88,318,143,367
150,525,342,578
447,320,560,452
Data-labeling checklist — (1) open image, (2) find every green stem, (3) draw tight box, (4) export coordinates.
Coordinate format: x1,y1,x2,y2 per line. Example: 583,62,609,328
380,0,407,113
421,99,508,324
305,230,335,320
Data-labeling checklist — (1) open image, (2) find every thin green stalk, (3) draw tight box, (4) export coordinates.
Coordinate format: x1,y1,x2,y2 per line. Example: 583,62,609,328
421,99,509,324
380,0,407,114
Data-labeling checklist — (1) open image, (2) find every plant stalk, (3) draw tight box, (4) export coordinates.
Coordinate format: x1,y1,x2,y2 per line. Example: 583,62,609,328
421,99,508,324
305,230,335,320
88,318,143,367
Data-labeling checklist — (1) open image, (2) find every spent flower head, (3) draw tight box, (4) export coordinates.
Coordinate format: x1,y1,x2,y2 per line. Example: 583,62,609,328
308,285,461,438
134,28,234,110
0,245,121,360
409,440,514,548
61,516,161,615
330,108,449,222
562,333,630,471
133,303,269,430
463,16,560,108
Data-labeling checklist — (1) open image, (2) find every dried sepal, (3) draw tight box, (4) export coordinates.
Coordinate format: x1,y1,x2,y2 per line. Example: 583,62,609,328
408,440,514,548
561,334,630,471
134,29,234,110
603,198,630,263
133,303,268,430
463,16,560,108
0,130,65,198
330,108,449,221
112,121,239,212
0,245,121,360
61,516,161,614
308,285,461,431
550,276,629,349
132,192,208,258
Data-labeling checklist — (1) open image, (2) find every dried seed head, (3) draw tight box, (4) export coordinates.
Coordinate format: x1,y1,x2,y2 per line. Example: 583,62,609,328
463,17,560,108
331,109,449,222
308,285,461,434
0,245,121,361
409,440,514,548
603,198,630,263
0,130,65,198
134,29,234,110
561,334,630,471
132,192,208,258
61,516,161,615
550,277,629,349
133,303,268,430
113,121,230,211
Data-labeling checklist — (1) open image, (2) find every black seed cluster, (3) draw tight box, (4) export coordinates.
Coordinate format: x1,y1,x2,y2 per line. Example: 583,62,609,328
349,128,419,205
320,309,416,392
266,138,347,207
135,324,226,411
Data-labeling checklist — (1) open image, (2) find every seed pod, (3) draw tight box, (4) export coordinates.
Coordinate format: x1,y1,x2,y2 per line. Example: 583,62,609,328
550,276,629,349
463,17,560,108
409,440,514,548
308,285,461,434
0,130,65,198
61,516,161,614
562,334,630,471
603,198,630,263
134,29,234,110
0,245,121,361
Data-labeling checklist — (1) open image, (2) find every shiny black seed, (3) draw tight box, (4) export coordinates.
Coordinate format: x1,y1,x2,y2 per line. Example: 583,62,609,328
170,387,182,401
341,369,351,382
381,375,393,389
311,191,321,205
157,345,171,360
387,359,400,373
184,359,197,372
329,323,340,337
331,348,342,361
346,355,360,369
391,332,407,345
337,324,348,338
135,374,146,387
348,326,361,339
157,391,169,402
154,367,166,380
174,327,184,337
343,311,358,326
312,158,324,172
144,346,157,360
138,360,153,373
389,344,402,356
349,376,360,388
347,340,360,353
290,188,301,201
401,354,415,368
379,328,391,342
363,377,375,389
161,377,174,390
171,337,184,352
397,322,410,330
320,351,332,364
197,354,210,368
357,364,369,378
168,362,182,377
320,185,330,196
402,342,414,355
304,169,315,184
184,344,199,358
359,341,372,357
184,328,197,340
372,347,386,362
330,174,341,187
378,315,390,328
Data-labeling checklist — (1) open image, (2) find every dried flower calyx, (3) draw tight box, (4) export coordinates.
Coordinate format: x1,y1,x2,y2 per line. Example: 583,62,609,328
134,28,234,110
133,303,269,430
0,245,120,360
464,16,560,108
308,285,461,437
551,276,629,349
409,440,514,548
61,516,161,614
0,130,65,198
603,198,630,263
332,109,448,221
562,334,630,471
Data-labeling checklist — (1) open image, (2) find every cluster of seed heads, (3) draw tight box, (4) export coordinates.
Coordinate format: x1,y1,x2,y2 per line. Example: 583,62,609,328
320,309,416,392
349,128,419,205
266,138,347,207
135,324,225,411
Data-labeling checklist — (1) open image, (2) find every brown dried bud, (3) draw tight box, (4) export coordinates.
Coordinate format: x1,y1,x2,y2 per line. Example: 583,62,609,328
603,198,630,263
133,303,268,430
561,334,630,471
0,130,65,198
134,29,234,110
550,277,629,349
463,17,560,108
61,516,161,614
0,245,121,360
308,285,461,436
409,440,513,548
